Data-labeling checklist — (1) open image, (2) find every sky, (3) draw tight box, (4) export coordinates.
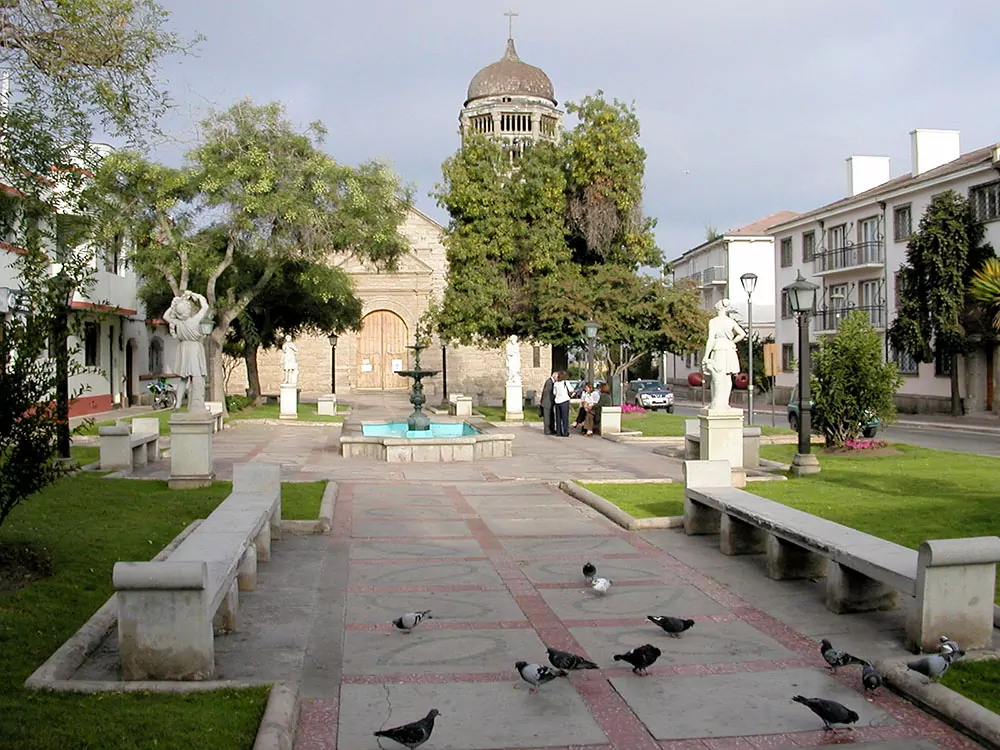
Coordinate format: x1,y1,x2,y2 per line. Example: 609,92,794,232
148,0,1000,264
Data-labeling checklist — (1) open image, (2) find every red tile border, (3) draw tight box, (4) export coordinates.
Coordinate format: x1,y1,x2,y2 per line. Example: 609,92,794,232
294,698,338,750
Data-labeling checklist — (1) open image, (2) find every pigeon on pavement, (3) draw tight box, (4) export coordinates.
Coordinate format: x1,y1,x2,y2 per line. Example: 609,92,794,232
939,635,963,658
861,662,883,695
583,562,597,582
373,709,440,749
907,649,960,682
392,610,432,632
613,644,662,675
647,615,695,637
547,646,599,671
792,695,859,731
591,577,612,595
820,639,866,672
515,661,568,693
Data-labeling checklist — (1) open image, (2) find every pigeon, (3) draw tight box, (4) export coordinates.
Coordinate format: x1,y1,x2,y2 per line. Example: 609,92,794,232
939,635,963,658
515,661,568,693
613,644,662,675
591,577,612,595
582,561,597,582
907,649,960,682
792,695,859,731
647,615,695,637
861,661,883,695
373,709,440,749
547,646,599,671
392,610,432,632
820,639,865,672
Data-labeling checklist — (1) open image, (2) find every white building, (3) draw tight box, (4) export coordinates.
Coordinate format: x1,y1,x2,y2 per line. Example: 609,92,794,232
769,129,1000,414
664,211,798,386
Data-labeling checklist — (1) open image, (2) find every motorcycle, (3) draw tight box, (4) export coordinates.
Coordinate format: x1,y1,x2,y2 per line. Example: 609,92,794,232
148,377,178,410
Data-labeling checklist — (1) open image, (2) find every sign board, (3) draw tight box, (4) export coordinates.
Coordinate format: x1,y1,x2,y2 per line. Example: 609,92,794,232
391,359,404,372
763,343,780,377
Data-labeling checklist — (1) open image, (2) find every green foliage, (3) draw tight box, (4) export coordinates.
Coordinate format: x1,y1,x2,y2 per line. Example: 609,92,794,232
224,394,253,412
735,332,773,393
969,256,1000,329
812,311,903,447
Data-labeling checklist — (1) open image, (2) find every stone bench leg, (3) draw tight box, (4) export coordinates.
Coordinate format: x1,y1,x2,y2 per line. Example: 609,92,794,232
720,514,767,555
148,437,160,462
132,441,148,468
684,436,699,460
213,580,239,635
270,505,281,542
99,426,132,470
684,496,721,535
255,522,271,563
238,545,258,591
825,562,898,614
766,534,827,580
113,561,213,681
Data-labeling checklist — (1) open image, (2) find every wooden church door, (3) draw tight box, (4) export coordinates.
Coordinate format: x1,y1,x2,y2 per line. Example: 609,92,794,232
356,310,409,390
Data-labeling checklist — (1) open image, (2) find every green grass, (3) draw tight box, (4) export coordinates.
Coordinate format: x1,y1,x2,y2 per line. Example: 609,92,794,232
227,402,343,423
70,445,100,467
475,405,542,422
76,409,170,436
578,482,685,518
0,473,326,748
622,411,793,437
940,660,1000,714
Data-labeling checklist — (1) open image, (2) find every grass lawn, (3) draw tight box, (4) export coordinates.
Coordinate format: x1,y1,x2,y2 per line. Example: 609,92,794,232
623,411,793,437
578,482,685,518
940,660,1000,715
475,405,542,422
0,473,326,749
76,409,170,436
282,481,326,520
227,402,343,423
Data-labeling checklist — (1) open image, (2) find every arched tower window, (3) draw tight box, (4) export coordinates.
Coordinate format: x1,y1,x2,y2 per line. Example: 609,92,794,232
149,337,164,375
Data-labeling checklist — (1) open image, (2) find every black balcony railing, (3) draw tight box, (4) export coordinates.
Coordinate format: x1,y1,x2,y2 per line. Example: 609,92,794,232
813,304,886,332
813,240,884,273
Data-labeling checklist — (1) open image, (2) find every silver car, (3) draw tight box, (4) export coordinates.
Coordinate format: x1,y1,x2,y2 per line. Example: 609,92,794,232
626,380,675,412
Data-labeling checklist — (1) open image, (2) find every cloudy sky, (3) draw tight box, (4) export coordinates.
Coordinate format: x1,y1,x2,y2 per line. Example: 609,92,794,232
151,0,999,263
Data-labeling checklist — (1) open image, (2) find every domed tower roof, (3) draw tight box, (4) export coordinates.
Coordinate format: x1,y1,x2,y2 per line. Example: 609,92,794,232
465,38,556,106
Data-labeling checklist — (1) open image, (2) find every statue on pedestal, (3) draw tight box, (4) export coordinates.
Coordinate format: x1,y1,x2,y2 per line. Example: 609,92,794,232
163,290,209,411
702,298,746,412
282,335,299,386
505,335,522,387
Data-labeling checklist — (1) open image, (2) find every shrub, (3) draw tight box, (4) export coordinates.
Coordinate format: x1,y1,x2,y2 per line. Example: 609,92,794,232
225,394,253,412
621,403,646,413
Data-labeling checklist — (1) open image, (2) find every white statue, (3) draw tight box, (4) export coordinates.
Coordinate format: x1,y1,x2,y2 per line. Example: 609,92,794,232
282,335,299,386
505,335,522,386
702,298,746,412
163,290,209,411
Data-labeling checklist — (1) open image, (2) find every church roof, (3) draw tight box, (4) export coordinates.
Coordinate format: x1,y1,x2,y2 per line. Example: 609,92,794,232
465,38,556,106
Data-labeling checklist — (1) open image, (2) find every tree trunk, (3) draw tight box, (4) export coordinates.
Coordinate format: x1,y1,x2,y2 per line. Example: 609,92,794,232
208,329,227,409
244,343,262,404
551,344,569,373
950,353,963,416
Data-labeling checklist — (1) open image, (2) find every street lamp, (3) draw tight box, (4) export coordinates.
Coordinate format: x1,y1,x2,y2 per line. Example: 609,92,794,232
52,271,74,462
740,272,758,425
783,271,821,476
328,333,338,394
584,320,599,386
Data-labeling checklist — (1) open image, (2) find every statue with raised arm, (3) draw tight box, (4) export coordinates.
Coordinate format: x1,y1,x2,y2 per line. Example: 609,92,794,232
282,335,299,386
702,298,746,412
163,290,209,411
505,335,522,387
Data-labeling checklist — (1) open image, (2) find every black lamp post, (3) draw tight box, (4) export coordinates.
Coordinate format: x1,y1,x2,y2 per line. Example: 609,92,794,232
584,319,598,386
328,333,338,394
783,271,821,476
53,273,74,461
740,272,758,425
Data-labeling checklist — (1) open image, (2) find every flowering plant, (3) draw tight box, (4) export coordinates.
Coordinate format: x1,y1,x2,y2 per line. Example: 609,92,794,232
843,438,888,451
621,403,646,413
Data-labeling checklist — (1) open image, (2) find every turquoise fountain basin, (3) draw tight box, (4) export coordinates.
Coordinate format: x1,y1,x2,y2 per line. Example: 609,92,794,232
361,421,481,439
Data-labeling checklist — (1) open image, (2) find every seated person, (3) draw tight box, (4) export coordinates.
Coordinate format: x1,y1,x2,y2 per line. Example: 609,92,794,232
586,383,612,435
571,382,598,430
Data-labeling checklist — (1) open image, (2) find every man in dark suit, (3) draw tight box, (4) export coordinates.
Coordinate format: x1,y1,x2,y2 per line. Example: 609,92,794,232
541,371,557,435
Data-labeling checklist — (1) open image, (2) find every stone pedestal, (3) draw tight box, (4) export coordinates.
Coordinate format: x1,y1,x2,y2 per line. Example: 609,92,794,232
505,383,524,422
169,410,214,489
601,406,622,434
453,397,473,417
279,383,298,420
698,409,743,469
792,452,821,476
317,393,337,416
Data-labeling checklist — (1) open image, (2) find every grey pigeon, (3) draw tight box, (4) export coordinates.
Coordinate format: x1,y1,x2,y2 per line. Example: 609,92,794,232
373,709,440,749
939,635,963,658
515,661,568,693
582,562,597,582
907,649,960,682
393,610,432,632
613,644,661,675
861,662,883,695
820,638,865,672
547,646,598,670
792,695,859,731
591,577,612,595
648,615,695,637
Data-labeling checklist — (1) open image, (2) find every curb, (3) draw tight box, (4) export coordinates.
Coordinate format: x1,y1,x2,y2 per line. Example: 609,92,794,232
280,481,336,536
559,480,683,531
253,681,300,750
878,658,1000,750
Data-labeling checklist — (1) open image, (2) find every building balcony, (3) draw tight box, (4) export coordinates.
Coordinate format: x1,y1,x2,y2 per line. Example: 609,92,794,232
813,241,884,276
700,265,727,286
73,270,138,315
813,304,887,333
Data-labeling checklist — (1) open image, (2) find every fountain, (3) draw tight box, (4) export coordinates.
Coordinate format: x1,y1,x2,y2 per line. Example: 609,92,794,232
396,341,438,432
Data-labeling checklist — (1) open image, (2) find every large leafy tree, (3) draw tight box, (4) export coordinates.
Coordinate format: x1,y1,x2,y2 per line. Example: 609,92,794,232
888,191,994,415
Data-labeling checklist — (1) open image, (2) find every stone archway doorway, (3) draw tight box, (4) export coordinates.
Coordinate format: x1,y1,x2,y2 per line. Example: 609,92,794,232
356,310,409,390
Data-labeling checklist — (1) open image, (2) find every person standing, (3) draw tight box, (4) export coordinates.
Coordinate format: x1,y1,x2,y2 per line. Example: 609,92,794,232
552,371,572,437
540,371,557,435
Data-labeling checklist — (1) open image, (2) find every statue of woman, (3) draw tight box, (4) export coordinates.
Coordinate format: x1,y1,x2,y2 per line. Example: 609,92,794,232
505,335,522,387
702,298,747,412
163,290,209,410
282,335,299,386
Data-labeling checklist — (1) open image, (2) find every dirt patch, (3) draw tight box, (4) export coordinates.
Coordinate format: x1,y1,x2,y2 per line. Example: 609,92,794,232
821,446,902,457
0,542,53,592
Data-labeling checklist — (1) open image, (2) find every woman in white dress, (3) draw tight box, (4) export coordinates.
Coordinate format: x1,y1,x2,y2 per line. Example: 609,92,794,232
552,371,573,437
702,298,746,411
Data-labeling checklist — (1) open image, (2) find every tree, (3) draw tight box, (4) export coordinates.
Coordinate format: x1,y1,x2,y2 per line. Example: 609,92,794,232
812,311,903,447
969,257,1000,329
888,191,994,415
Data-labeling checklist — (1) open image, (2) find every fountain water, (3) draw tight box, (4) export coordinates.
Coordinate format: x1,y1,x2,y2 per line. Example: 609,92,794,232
395,341,440,431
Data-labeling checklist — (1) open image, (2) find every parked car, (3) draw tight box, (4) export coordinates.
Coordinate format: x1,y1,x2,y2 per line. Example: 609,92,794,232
624,379,675,412
787,384,879,438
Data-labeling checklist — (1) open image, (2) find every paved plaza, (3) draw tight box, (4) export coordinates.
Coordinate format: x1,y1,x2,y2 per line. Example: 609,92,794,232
107,395,988,748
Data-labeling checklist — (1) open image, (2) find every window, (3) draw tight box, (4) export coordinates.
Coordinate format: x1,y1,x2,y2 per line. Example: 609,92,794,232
780,290,791,319
895,348,918,376
935,348,952,377
779,237,793,267
970,180,1000,223
149,337,164,375
893,204,912,241
684,354,692,368
781,343,794,372
84,322,99,367
828,283,848,312
828,224,846,249
802,231,815,262
532,345,540,369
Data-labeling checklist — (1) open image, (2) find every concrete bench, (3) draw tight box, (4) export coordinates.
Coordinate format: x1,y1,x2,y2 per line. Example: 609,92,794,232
113,462,282,680
204,402,225,432
448,394,472,417
684,418,761,468
684,459,1000,651
99,417,161,471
